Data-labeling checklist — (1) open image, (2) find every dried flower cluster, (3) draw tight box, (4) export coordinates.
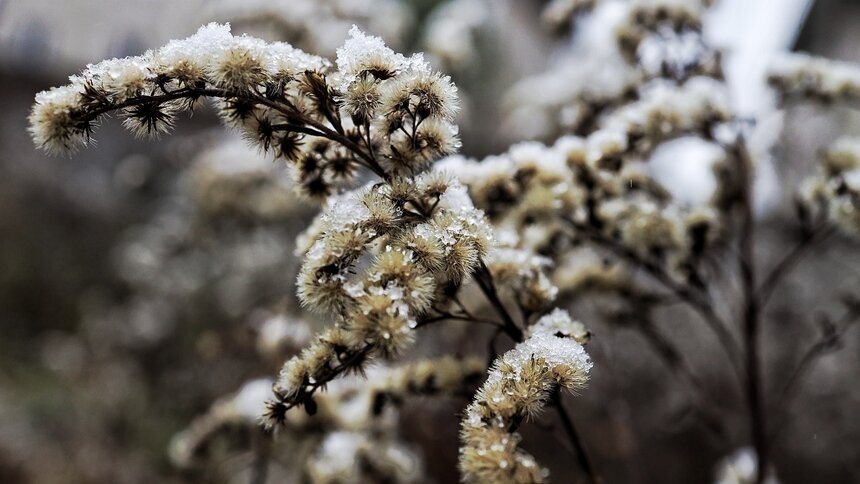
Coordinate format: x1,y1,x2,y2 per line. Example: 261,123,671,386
30,23,598,481
771,54,860,237
460,309,591,483
439,131,723,304
768,52,860,104
29,23,460,199
209,0,413,56
266,173,493,425
172,356,484,483
26,1,860,482
505,0,719,140
800,138,860,236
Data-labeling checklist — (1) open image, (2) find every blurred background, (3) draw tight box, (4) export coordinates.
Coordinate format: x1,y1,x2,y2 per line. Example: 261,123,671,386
1,0,859,483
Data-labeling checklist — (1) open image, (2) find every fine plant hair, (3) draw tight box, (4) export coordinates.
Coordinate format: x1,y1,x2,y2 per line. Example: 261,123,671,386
27,2,860,483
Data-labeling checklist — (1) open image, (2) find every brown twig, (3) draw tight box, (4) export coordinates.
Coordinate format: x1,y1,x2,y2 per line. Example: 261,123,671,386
472,261,524,342
756,225,837,308
552,391,600,484
730,135,768,484
633,315,727,440
473,259,599,482
768,304,860,443
562,217,745,381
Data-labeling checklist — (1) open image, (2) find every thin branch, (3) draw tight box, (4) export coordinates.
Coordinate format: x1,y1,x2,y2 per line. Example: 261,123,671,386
730,135,768,484
270,123,327,137
756,225,837,307
415,313,502,328
78,86,391,180
551,392,601,484
472,261,524,342
562,217,745,381
768,305,860,443
633,316,727,440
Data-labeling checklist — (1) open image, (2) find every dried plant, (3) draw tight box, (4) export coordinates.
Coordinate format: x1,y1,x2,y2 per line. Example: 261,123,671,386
25,1,860,483
29,22,594,483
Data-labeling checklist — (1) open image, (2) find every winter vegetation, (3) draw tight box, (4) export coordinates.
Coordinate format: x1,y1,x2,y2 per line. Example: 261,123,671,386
6,0,860,483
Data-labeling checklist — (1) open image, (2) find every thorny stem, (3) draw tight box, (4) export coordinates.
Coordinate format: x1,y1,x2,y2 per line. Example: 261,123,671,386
730,136,768,484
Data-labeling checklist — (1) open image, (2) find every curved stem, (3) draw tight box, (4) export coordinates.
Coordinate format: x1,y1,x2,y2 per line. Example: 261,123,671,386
768,305,860,443
634,316,727,440
756,226,836,308
562,217,745,382
473,261,524,342
551,392,601,484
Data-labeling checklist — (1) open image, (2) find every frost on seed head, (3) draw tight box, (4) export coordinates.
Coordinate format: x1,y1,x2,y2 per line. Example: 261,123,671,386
459,309,591,483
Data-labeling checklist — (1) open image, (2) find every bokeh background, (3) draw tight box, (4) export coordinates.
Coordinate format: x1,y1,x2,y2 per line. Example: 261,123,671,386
1,1,859,483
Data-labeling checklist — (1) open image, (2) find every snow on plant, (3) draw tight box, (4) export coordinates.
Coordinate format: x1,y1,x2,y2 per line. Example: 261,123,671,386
28,1,860,482
30,22,593,483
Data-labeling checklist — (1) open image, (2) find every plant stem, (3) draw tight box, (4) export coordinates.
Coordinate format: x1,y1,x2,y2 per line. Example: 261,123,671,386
562,217,745,382
552,392,600,484
731,136,768,484
768,304,860,443
473,259,600,482
472,261,523,341
635,316,727,440
756,225,836,307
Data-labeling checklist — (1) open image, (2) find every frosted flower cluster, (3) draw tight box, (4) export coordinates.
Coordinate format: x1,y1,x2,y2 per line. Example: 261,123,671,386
615,0,709,67
29,23,460,198
437,142,584,252
769,52,860,105
172,356,483,483
439,130,722,297
208,0,413,56
486,248,559,313
267,172,493,426
801,137,860,236
599,77,730,153
504,0,718,141
459,309,591,483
